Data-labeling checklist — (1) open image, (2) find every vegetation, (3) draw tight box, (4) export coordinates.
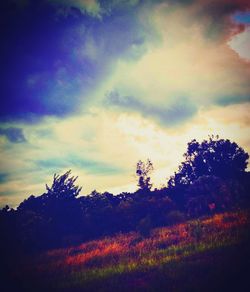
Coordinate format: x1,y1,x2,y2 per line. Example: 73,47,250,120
136,159,154,191
4,210,250,291
168,135,249,188
1,136,249,251
0,135,250,291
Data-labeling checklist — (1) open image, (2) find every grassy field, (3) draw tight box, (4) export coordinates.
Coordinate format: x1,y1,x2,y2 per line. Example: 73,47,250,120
6,210,250,291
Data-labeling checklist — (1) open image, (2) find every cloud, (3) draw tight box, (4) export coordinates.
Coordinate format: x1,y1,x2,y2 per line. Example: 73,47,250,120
3,0,249,122
0,173,8,184
100,0,250,118
234,12,250,24
2,0,250,121
1,101,250,207
35,156,125,175
216,94,250,106
202,102,250,127
0,127,26,143
0,110,140,206
106,91,197,126
1,0,147,121
48,0,140,18
229,27,250,61
49,0,102,17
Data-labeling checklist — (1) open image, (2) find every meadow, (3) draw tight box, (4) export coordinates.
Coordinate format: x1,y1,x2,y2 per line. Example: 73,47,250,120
9,209,250,292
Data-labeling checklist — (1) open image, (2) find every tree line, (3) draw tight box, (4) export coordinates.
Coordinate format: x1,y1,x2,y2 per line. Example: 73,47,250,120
0,135,249,255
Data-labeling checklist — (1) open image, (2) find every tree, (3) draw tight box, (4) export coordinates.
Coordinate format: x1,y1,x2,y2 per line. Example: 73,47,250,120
136,159,154,191
15,171,84,250
168,135,249,188
45,170,82,200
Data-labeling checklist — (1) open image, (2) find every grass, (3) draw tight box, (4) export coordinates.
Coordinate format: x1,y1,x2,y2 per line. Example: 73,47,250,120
8,210,250,291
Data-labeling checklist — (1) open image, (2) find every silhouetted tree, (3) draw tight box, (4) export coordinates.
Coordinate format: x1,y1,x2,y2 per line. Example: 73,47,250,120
15,171,84,251
136,159,154,191
45,170,82,200
168,135,249,188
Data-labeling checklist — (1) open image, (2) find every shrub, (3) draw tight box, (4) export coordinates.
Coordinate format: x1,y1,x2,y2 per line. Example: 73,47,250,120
166,210,186,225
136,216,152,237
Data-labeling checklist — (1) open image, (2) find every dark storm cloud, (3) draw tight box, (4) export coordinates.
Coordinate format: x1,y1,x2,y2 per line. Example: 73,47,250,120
0,127,26,143
1,0,249,122
0,0,146,121
1,0,82,119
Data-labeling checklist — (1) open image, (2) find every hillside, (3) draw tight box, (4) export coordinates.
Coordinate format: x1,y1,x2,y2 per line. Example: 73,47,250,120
5,209,250,292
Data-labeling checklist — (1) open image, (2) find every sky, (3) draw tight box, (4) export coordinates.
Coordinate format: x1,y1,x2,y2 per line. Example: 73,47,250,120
1,0,250,208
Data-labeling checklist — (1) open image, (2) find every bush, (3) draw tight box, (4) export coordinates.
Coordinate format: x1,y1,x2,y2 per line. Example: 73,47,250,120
166,210,186,225
136,216,152,237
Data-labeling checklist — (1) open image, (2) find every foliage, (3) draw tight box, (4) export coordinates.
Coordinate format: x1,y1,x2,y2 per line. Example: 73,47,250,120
136,159,154,191
186,176,225,216
168,135,249,188
45,170,82,199
166,210,186,225
136,216,152,237
0,136,249,254
4,210,249,292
